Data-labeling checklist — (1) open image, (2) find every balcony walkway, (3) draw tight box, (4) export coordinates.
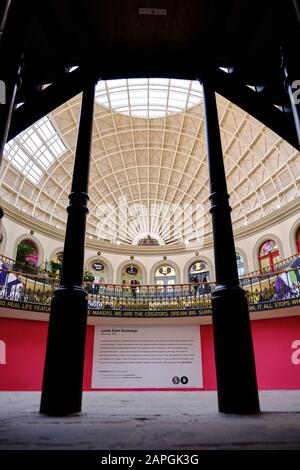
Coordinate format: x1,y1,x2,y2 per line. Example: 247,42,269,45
1,261,300,318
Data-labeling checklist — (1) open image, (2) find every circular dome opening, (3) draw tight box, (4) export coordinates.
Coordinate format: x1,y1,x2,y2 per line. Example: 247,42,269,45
95,78,203,118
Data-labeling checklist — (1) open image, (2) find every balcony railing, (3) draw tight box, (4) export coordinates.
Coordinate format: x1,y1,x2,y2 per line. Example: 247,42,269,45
0,262,300,316
0,253,58,278
240,252,300,281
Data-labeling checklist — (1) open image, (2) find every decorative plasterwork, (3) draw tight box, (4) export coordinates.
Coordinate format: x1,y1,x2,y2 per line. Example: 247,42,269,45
1,197,300,256
1,82,299,248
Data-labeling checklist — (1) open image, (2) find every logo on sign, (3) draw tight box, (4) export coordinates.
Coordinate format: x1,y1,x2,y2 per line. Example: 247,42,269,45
172,376,189,385
92,262,104,271
159,266,171,275
126,265,138,275
0,340,6,365
181,376,189,385
193,262,206,272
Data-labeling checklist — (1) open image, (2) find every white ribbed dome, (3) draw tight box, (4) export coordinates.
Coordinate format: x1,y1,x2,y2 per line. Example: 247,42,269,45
1,79,299,245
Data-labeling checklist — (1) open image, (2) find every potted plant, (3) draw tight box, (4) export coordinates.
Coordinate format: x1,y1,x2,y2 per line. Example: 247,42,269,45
15,243,35,273
84,270,94,282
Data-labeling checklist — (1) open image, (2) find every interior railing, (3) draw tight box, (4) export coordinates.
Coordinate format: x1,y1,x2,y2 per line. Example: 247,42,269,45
240,252,300,281
0,261,300,314
0,253,58,278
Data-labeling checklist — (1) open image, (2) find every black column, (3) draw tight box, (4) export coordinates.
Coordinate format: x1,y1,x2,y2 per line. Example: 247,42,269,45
0,66,21,166
0,1,24,227
0,0,23,166
202,79,260,414
281,48,300,148
40,80,96,416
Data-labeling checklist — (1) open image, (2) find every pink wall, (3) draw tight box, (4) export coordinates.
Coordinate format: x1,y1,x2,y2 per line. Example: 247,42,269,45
251,317,300,389
0,319,48,391
0,316,300,391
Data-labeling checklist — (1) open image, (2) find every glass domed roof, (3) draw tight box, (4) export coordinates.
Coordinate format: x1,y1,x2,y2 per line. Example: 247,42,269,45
95,78,203,118
1,79,299,246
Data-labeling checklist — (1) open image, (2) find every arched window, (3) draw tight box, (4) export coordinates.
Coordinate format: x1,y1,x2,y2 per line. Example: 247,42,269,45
258,240,280,272
188,261,209,283
121,264,144,285
236,253,245,277
16,239,39,268
48,251,63,275
296,226,300,254
154,265,176,286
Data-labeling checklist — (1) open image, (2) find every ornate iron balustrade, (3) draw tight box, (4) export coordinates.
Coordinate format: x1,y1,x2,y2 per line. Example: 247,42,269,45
240,253,300,282
0,262,300,315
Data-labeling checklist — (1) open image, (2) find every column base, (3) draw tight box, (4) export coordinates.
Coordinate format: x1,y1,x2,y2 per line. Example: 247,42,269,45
40,286,88,416
211,285,260,414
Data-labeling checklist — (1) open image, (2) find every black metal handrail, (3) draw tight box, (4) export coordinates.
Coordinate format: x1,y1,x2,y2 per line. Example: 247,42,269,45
240,252,300,280
0,263,299,312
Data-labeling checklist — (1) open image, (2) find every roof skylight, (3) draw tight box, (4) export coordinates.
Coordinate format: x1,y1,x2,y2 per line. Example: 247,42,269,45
95,78,203,118
4,116,66,183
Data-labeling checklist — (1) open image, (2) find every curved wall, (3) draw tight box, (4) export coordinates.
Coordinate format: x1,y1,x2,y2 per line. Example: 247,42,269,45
0,315,299,391
1,205,300,282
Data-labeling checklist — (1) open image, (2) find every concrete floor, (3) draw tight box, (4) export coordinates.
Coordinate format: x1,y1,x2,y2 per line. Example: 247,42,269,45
0,391,300,450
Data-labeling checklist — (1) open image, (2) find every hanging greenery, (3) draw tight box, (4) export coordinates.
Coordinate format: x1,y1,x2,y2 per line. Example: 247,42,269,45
16,242,35,264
